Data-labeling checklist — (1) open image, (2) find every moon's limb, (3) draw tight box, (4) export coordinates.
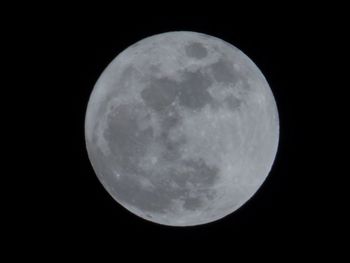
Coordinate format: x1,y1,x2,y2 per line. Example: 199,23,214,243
85,31,279,226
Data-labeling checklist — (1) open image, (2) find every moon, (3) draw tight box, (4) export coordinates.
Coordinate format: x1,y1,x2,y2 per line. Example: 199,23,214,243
85,31,279,226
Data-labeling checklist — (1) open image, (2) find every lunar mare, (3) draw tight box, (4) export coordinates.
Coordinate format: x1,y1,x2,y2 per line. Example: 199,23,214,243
85,31,279,226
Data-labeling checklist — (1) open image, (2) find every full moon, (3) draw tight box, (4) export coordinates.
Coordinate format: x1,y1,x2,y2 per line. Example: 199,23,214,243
85,31,279,226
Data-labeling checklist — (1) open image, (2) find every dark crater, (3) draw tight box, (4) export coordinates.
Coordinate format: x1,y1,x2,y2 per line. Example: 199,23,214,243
211,58,238,85
185,42,208,59
141,69,214,112
141,77,178,111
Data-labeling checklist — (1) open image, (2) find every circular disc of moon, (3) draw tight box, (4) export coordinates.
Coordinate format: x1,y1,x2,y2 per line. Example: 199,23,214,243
85,31,279,226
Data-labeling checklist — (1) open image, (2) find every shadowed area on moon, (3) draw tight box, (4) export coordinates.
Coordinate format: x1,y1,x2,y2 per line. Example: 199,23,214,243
211,59,238,84
141,70,214,111
140,57,243,112
85,32,279,225
185,42,208,59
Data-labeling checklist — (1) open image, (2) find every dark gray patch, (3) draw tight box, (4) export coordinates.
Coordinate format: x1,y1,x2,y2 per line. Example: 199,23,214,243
149,64,161,74
203,189,217,200
160,108,181,132
177,71,214,110
185,42,208,59
211,59,237,84
161,135,186,162
225,95,242,110
183,197,202,210
141,78,178,111
104,104,153,174
184,159,219,187
142,70,214,111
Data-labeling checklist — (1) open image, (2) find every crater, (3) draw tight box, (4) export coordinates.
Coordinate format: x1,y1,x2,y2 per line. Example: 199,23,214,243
177,71,214,110
185,42,208,59
141,77,178,111
141,70,214,112
211,59,237,84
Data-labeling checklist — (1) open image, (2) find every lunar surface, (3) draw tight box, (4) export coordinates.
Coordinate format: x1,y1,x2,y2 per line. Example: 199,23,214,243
85,31,279,226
